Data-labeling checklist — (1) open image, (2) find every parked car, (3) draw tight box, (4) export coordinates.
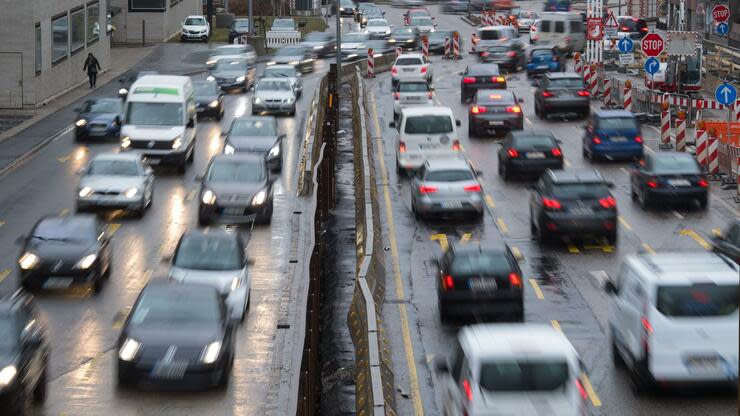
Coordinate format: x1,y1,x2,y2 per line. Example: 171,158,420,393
629,152,708,210
460,63,506,103
410,157,484,220
534,72,590,119
76,153,155,216
251,78,297,116
181,15,210,42
582,110,643,161
193,80,224,120
228,18,252,43
468,89,523,137
207,56,256,92
222,116,284,171
74,98,123,142
498,131,564,180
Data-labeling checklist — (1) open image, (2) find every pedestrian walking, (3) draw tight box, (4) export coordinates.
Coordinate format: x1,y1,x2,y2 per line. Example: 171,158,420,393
83,53,101,88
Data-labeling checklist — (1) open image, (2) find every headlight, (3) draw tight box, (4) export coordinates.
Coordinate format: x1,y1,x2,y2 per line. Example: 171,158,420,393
385,30,391,35
266,61,276,66
285,98,295,104
313,45,322,50
388,39,396,43
18,252,39,270
76,119,87,127
121,136,131,149
230,276,241,292
252,190,267,206
118,338,141,362
224,144,235,154
206,75,215,81
236,76,246,83
289,60,299,65
118,88,128,95
74,253,98,270
268,144,280,157
253,97,262,104
406,39,414,43
123,187,139,198
172,137,182,150
0,366,17,386
209,100,219,108
79,186,94,198
201,189,216,205
206,59,216,65
201,341,222,364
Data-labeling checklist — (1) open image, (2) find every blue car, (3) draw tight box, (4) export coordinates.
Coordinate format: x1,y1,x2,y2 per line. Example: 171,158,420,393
74,98,123,142
543,0,571,11
526,46,562,78
582,110,644,161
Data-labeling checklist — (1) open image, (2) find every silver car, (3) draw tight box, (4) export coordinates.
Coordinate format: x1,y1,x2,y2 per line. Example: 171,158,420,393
168,229,252,322
391,53,432,87
393,80,433,120
261,64,303,98
365,18,392,39
206,44,257,67
252,78,297,116
410,157,484,220
76,153,154,216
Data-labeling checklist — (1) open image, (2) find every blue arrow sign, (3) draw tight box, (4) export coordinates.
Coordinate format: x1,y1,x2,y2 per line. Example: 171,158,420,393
644,57,660,75
715,83,737,106
716,22,729,36
617,37,634,53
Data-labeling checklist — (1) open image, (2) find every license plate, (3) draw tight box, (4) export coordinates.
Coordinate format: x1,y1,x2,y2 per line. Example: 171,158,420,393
43,277,73,289
151,361,188,380
488,121,504,126
468,278,497,291
668,179,691,187
419,144,440,149
223,207,245,215
526,152,546,159
441,201,463,209
610,136,628,142
570,207,593,215
402,68,414,72
686,356,720,372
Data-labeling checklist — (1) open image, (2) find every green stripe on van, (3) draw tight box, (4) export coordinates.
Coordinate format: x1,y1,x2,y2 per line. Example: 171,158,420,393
132,87,180,96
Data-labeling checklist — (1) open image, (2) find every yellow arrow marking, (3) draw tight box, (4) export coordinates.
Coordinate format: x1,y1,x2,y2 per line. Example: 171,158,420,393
618,216,633,231
641,242,656,254
461,233,472,243
430,234,449,251
679,229,711,250
485,195,496,209
106,223,121,236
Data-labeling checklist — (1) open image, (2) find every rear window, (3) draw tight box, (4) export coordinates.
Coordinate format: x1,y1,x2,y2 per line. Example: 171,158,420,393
555,21,565,33
484,46,508,53
532,49,554,58
480,30,506,40
450,253,511,276
652,156,700,174
396,57,423,66
478,92,515,105
514,135,556,147
657,284,739,317
548,78,584,88
425,169,474,182
598,117,638,130
479,361,570,392
551,183,610,199
398,82,429,92
404,115,453,134
468,65,499,76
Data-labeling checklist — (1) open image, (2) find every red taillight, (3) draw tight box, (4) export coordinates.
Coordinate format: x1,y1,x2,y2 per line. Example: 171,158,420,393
542,90,554,98
452,140,461,151
463,379,473,401
493,76,505,83
471,105,487,114
464,184,481,192
506,106,522,113
641,317,653,334
399,141,407,153
697,179,708,188
443,274,454,290
576,378,588,401
507,148,519,158
419,185,438,194
507,51,516,57
542,197,562,210
621,26,629,31
592,137,602,144
508,272,522,288
420,66,427,73
393,92,400,100
641,27,648,32
599,196,617,209
481,51,490,57
463,76,476,84
426,91,433,99
577,90,590,97
551,148,562,157
634,136,643,143
646,180,658,188
391,67,398,75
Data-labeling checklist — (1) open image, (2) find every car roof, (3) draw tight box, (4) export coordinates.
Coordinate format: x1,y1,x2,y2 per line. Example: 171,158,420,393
546,72,581,79
211,153,266,165
36,214,97,232
213,54,247,61
595,109,635,118
625,252,739,285
467,64,501,75
460,324,578,360
142,279,221,299
180,228,240,243
478,25,514,31
545,168,605,183
450,241,510,255
649,151,694,161
233,115,278,125
91,152,141,163
186,15,206,19
397,52,424,59
511,130,556,139
258,77,293,85
401,105,454,117
264,64,297,70
424,157,470,171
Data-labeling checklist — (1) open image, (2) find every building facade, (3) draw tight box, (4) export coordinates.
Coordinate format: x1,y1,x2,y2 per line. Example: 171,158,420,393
110,0,200,45
0,0,111,109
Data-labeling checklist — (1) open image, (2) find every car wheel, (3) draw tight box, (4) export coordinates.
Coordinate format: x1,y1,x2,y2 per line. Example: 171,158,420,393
240,296,248,323
530,216,537,236
33,365,47,403
611,336,626,369
187,147,195,164
198,214,209,227
639,188,651,209
501,163,510,181
93,276,104,294
536,220,550,243
438,300,449,324
698,196,708,210
256,202,273,225
630,357,654,395
630,187,638,201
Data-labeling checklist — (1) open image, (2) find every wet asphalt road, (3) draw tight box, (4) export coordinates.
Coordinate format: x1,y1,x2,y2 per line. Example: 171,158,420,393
369,3,738,416
0,42,331,414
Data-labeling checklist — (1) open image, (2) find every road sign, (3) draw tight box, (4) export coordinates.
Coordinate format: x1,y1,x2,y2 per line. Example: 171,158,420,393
717,22,729,36
711,4,730,23
617,37,634,53
644,57,660,75
715,83,737,106
587,17,604,41
604,12,619,37
666,31,697,55
619,53,635,65
641,33,665,57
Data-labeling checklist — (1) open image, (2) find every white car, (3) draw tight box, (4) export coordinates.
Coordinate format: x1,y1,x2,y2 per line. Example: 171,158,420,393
393,80,433,120
436,324,587,416
252,78,297,116
605,252,739,392
390,106,462,174
169,230,252,322
76,153,154,216
516,10,538,32
181,15,210,42
391,53,432,88
261,64,303,98
365,18,392,39
409,16,436,33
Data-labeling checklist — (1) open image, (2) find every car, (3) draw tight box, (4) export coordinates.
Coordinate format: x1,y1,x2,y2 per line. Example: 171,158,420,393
529,168,618,243
393,80,433,120
268,45,316,74
618,16,648,39
361,8,385,28
251,78,297,116
116,281,237,389
260,64,303,98
356,3,381,23
404,8,432,25
198,154,275,225
365,40,396,58
270,17,296,31
206,44,257,68
193,80,224,120
169,230,251,322
339,0,357,17
223,116,284,171
391,106,462,174
478,40,526,72
76,153,155,215
411,157,484,220
475,25,520,52
537,12,585,53
365,18,392,39
181,15,210,42
340,32,371,61
498,131,564,180
604,252,739,392
543,0,572,11
74,98,123,142
436,324,587,415
460,63,506,103
117,70,159,98
582,110,643,161
516,10,538,31
441,0,470,14
468,89,523,137
0,291,49,414
525,44,562,77
409,16,436,33
301,32,336,58
427,30,453,54
207,56,256,92
17,214,112,292
630,152,708,210
391,53,432,88
228,18,252,43
388,27,419,50
713,219,740,264
534,72,590,119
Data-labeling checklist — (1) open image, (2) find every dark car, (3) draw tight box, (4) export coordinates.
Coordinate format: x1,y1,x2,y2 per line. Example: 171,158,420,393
198,154,275,226
116,281,237,389
339,0,357,17
17,214,112,292
207,57,256,92
468,89,523,137
193,81,224,120
529,169,618,244
582,110,643,161
525,45,562,78
223,116,284,171
534,72,590,119
388,26,419,50
74,98,123,142
712,219,740,264
0,292,49,414
268,45,316,74
618,16,648,39
228,18,251,43
460,63,506,103
301,32,336,58
427,30,453,54
441,0,469,13
435,243,524,323
478,40,527,72
356,3,381,23
361,8,385,28
498,131,564,180
630,152,708,210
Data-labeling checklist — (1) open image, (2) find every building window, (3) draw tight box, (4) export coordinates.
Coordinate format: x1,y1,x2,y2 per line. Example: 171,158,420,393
130,0,166,11
70,7,86,53
87,2,100,44
35,23,42,74
52,13,69,64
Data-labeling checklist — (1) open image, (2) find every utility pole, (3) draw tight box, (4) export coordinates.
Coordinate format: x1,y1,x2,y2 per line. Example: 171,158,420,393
207,0,213,30
248,0,253,36
335,0,341,86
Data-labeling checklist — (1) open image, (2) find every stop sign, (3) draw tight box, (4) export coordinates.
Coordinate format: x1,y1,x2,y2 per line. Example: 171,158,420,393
641,33,665,57
712,5,730,23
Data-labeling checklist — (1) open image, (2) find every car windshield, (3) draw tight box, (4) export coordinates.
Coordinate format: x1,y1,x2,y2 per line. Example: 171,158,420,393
0,319,16,349
399,82,429,92
263,67,295,78
231,119,277,136
479,360,570,392
393,27,415,35
598,117,638,130
126,102,183,126
344,33,368,42
519,11,537,18
514,135,555,148
233,20,250,29
368,20,387,27
213,47,246,56
185,18,206,26
33,219,94,241
272,19,294,28
276,47,304,56
657,284,738,317
208,160,264,183
551,183,610,199
532,49,554,58
411,18,433,26
425,169,474,182
174,235,243,270
132,291,220,325
484,46,509,53
652,156,700,174
214,59,246,70
468,65,500,76
404,115,453,134
548,78,584,88
396,57,423,65
450,252,511,276
619,18,642,31
479,92,515,105
87,160,139,176
257,80,291,91
81,99,121,113
193,82,218,95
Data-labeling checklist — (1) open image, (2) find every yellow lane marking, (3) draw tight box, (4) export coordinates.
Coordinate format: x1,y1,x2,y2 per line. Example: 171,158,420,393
567,244,580,254
485,194,496,209
495,217,509,235
430,233,449,251
580,374,603,407
112,306,132,329
550,319,562,332
679,229,711,250
59,208,69,216
511,246,524,262
461,233,472,243
0,269,10,283
641,242,656,254
529,278,544,300
370,91,424,416
617,216,632,231
106,223,121,236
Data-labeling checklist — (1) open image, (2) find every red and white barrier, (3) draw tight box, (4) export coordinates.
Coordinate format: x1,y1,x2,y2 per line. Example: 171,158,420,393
452,34,461,59
574,56,582,78
583,64,591,94
602,78,611,105
395,46,402,58
623,83,633,112
696,128,708,167
422,36,429,60
675,115,686,152
589,66,599,97
471,34,479,53
708,136,719,176
444,37,450,59
734,104,740,122
367,48,374,78
659,108,672,149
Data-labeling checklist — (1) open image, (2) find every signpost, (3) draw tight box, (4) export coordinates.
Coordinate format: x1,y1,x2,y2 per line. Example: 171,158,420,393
604,12,619,37
641,32,665,57
711,4,730,23
715,83,737,153
645,57,660,111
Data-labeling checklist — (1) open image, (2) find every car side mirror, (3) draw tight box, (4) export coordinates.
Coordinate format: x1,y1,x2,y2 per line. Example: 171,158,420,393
187,118,195,129
388,121,396,128
455,119,461,126
434,357,449,374
15,235,26,245
604,280,618,295
279,134,287,140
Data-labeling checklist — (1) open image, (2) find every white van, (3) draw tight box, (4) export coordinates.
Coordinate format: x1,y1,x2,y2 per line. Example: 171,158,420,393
536,12,584,53
390,106,462,174
605,252,739,392
120,75,197,174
